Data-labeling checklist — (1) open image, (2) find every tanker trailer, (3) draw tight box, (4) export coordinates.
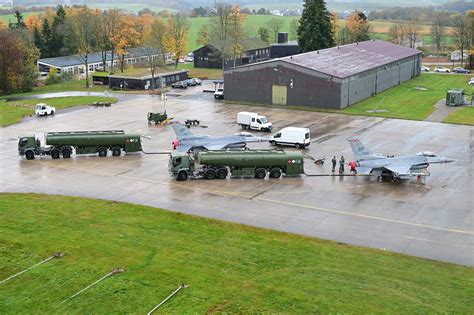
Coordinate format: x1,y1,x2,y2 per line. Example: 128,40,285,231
169,149,304,181
18,130,142,160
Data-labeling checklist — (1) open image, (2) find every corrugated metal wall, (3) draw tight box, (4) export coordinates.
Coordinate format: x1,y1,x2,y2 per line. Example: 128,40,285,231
225,54,421,109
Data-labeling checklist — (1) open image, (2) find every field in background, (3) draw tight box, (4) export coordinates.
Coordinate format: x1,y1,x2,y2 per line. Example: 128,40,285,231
0,11,42,24
0,193,472,313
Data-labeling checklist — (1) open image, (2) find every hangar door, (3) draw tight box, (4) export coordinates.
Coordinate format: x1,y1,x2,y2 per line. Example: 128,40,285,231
272,85,287,105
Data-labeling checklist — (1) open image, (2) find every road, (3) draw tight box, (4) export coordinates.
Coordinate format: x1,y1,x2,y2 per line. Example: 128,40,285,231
1,84,473,266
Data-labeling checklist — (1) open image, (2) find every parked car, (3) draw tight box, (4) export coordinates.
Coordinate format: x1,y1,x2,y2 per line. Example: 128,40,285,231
453,67,471,74
35,103,56,116
434,66,450,73
214,87,224,99
192,78,202,85
468,78,474,85
421,65,430,72
171,81,188,89
186,79,197,86
184,56,194,62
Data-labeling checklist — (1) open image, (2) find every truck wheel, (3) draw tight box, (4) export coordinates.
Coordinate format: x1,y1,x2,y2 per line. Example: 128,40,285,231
62,149,71,158
269,168,282,179
51,150,60,159
98,148,107,157
177,171,188,181
25,151,35,160
255,168,266,179
295,143,302,149
217,168,228,179
270,141,276,146
205,169,216,180
112,147,121,156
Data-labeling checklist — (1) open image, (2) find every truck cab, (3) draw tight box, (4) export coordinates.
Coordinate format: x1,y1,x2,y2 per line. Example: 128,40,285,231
169,152,193,181
18,134,39,159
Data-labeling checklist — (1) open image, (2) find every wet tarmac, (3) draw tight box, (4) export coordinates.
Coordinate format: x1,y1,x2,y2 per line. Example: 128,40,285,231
1,82,473,266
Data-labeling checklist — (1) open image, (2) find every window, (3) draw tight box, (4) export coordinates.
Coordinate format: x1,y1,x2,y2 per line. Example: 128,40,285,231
274,133,281,138
305,132,310,139
252,118,255,122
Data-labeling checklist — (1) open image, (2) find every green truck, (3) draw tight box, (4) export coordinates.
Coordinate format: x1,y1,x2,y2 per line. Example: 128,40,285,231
18,130,142,160
169,149,304,181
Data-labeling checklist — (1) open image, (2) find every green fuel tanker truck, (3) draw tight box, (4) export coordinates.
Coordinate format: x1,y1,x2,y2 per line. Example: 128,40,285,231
18,130,142,160
169,149,304,181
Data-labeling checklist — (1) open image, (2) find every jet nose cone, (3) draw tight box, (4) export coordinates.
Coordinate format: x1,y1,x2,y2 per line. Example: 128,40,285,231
444,158,455,163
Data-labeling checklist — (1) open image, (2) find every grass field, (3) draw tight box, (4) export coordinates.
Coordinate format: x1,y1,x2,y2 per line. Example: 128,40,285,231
0,193,472,313
443,106,474,125
342,73,472,120
0,11,42,24
177,63,223,80
87,2,176,13
0,96,117,127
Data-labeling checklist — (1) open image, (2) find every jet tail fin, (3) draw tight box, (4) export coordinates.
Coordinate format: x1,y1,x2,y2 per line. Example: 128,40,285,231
348,138,372,157
171,123,194,140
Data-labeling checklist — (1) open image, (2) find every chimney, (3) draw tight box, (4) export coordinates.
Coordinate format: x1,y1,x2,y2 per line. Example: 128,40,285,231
277,32,288,44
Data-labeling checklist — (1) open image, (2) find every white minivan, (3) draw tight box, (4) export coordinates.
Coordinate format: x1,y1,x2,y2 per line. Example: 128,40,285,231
269,127,311,149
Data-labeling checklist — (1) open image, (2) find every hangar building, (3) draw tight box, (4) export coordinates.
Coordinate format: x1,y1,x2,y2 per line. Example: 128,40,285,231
224,40,422,109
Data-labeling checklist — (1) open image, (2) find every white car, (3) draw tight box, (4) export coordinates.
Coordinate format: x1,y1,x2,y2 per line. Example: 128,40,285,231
434,66,450,73
214,87,224,99
468,78,474,85
35,103,56,116
421,65,430,72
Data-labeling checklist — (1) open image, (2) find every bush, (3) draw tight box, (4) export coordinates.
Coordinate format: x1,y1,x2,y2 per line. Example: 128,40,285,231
45,68,61,85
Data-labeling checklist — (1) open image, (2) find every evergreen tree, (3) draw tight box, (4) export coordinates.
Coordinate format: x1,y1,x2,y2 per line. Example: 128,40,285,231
33,26,43,55
51,5,67,57
41,19,52,58
9,10,26,29
297,0,334,52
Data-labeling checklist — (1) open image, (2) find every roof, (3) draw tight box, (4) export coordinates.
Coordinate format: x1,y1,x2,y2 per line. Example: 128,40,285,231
38,47,160,68
108,69,187,80
280,40,421,78
194,37,269,54
271,40,299,47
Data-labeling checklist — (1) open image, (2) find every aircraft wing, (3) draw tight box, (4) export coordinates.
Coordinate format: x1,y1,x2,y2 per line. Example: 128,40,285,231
171,123,195,141
175,141,227,152
355,166,373,174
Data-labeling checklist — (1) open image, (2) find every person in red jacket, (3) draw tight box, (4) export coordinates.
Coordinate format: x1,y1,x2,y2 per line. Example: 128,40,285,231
348,160,357,174
172,139,180,150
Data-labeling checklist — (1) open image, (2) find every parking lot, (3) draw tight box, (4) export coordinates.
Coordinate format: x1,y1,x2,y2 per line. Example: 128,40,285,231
0,83,473,266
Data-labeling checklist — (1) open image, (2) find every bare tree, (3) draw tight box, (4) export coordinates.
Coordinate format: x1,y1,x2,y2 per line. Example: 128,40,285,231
405,19,421,49
144,17,168,89
167,13,190,69
452,14,470,66
209,2,233,70
69,6,96,88
266,17,285,43
228,6,246,68
388,24,405,45
431,14,445,54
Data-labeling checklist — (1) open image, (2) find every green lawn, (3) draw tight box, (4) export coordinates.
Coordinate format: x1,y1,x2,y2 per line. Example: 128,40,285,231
177,63,223,80
0,193,472,313
0,96,117,127
0,11,42,24
443,106,474,125
343,73,471,120
1,80,107,99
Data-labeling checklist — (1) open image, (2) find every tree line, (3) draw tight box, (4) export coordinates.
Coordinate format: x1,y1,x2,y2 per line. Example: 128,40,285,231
0,5,191,94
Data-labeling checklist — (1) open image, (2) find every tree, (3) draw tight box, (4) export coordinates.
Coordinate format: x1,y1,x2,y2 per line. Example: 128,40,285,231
25,14,41,30
388,24,405,45
345,11,370,43
33,26,43,52
228,5,246,67
257,8,266,15
258,27,269,43
95,9,122,72
167,13,190,68
330,12,339,44
69,6,97,88
402,17,421,49
0,28,39,95
144,17,169,89
297,0,334,52
192,7,208,17
41,18,52,57
208,3,239,69
266,17,285,43
50,5,67,58
431,15,445,54
9,10,26,29
289,17,299,40
116,15,140,73
452,14,470,66
196,24,210,46
0,20,6,29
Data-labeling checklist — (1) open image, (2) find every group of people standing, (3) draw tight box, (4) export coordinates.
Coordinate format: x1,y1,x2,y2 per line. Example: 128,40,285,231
331,156,357,174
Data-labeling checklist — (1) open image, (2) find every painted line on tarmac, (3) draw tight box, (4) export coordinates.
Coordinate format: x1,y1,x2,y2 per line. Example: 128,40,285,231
118,174,473,236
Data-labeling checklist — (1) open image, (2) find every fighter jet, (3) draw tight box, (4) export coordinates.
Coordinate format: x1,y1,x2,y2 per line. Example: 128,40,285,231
348,138,454,180
171,122,265,152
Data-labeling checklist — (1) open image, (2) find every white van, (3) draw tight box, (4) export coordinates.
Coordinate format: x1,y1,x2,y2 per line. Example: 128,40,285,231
269,127,311,149
237,111,273,131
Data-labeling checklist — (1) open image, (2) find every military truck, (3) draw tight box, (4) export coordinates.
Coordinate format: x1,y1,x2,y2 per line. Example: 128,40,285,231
18,130,142,160
169,149,304,181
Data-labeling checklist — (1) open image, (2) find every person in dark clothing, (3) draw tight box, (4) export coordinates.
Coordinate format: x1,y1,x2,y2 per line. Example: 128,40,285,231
339,156,345,174
331,156,337,172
